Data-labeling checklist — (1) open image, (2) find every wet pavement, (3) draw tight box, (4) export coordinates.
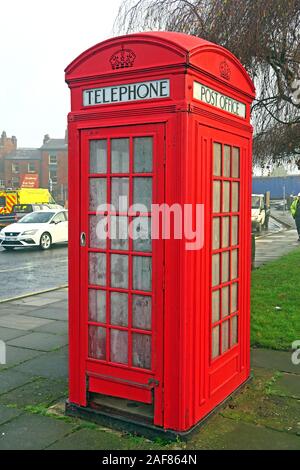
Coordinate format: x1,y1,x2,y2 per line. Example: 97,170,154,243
0,288,299,449
0,245,68,300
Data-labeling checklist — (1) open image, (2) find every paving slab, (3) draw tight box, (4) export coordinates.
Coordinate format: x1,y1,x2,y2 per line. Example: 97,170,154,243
0,305,40,316
251,348,300,374
255,229,299,267
33,321,68,336
20,307,68,321
13,347,68,379
11,296,64,307
188,415,300,450
272,373,300,399
7,332,68,352
0,314,53,331
0,327,28,342
0,346,45,371
0,413,74,450
0,377,68,407
0,369,33,394
47,427,161,450
0,405,22,426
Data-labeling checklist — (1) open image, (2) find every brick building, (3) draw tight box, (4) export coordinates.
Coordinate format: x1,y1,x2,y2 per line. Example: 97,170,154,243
0,131,17,187
40,134,68,204
2,133,68,204
4,148,41,189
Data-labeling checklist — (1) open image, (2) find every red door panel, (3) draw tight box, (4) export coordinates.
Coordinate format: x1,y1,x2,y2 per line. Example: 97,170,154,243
79,124,165,425
199,125,250,403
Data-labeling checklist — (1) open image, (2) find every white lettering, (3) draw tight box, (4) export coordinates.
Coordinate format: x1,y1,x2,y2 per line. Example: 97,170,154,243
193,82,246,118
83,79,170,106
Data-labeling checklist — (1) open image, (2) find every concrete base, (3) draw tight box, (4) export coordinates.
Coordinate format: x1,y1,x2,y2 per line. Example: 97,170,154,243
65,377,251,442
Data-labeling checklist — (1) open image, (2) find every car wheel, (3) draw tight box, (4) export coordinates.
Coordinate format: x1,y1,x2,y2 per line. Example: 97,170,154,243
40,232,52,250
3,246,14,251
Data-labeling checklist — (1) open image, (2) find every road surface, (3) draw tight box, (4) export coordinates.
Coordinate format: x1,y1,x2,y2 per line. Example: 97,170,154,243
0,244,68,300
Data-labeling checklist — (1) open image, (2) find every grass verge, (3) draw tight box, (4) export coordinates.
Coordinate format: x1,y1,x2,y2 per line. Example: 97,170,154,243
251,246,300,350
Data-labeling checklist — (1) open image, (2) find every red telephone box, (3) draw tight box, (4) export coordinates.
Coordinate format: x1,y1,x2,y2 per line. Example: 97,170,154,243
65,31,255,436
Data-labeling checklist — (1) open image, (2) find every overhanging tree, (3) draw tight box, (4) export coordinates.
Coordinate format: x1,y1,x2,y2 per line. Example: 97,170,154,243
115,0,300,166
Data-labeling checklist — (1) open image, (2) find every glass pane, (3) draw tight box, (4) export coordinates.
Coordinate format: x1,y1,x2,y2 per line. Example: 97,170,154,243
111,177,129,212
231,283,238,313
231,182,239,212
89,178,106,211
222,286,229,318
110,292,128,327
132,295,152,330
231,316,238,345
133,178,152,212
89,253,106,286
133,217,151,252
213,181,221,213
133,256,152,292
223,145,231,177
222,181,230,212
212,254,220,287
232,147,240,178
231,249,238,280
110,329,128,364
222,320,229,353
88,289,106,323
132,333,151,369
212,290,220,323
212,326,220,359
222,216,230,248
110,216,128,250
232,216,239,246
111,254,128,289
213,143,221,176
212,217,220,250
111,138,129,173
134,137,153,173
88,326,106,360
222,251,230,283
89,215,107,249
90,140,107,174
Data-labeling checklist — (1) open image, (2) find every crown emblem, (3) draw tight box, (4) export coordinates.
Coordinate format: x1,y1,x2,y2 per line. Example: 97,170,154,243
219,60,231,80
110,45,136,70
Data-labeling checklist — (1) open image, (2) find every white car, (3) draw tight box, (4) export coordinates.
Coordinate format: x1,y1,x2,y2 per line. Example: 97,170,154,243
0,209,68,251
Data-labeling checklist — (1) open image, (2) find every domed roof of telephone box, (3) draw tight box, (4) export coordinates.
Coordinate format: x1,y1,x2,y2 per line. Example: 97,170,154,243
65,31,255,97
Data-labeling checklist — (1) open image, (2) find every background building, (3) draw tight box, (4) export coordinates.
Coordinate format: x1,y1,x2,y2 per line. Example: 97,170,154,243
1,131,68,205
0,131,17,187
40,134,68,205
4,148,41,189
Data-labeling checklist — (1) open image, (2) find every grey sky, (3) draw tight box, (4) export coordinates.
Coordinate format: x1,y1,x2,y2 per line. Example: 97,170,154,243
0,0,123,147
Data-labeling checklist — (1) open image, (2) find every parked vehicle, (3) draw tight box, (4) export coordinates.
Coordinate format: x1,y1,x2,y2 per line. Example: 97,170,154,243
251,194,270,232
0,203,64,228
0,209,68,251
0,188,55,215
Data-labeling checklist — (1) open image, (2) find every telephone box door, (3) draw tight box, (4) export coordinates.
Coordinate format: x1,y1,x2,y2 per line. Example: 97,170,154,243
79,124,165,425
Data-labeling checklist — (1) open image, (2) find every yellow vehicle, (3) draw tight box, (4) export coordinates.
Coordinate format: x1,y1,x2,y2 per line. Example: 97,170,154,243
0,188,55,214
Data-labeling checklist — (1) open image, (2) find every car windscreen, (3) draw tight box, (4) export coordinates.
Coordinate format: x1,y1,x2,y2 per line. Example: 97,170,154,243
19,212,55,224
13,204,32,213
0,197,6,208
252,196,261,209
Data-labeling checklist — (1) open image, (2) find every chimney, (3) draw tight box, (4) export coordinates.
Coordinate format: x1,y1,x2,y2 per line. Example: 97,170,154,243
11,136,17,148
43,134,50,145
1,131,7,145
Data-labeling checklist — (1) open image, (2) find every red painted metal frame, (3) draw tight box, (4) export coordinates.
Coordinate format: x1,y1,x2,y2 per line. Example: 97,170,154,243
80,124,165,425
66,31,255,432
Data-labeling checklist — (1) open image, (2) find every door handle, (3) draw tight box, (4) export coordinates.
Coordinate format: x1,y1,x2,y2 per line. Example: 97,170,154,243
80,232,86,247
